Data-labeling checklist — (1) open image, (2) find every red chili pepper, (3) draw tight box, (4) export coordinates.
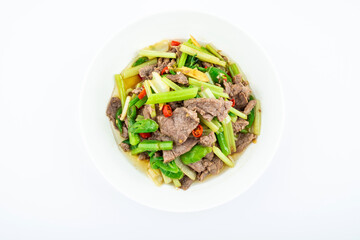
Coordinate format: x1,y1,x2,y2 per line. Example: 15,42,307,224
138,88,146,100
139,132,151,139
171,40,181,46
161,66,168,75
230,99,235,107
204,66,208,69
192,125,203,138
162,104,173,117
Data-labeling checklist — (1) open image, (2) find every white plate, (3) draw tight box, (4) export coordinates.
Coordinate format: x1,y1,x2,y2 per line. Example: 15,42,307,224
80,11,284,212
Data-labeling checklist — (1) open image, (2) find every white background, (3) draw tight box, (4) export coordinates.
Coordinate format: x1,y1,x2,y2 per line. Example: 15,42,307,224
1,0,359,239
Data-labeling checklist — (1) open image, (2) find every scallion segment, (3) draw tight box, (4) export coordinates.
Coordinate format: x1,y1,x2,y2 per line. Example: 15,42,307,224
139,50,176,59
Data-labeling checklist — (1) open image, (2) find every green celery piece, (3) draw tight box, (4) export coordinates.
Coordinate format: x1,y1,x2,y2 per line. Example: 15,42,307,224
179,44,226,67
178,52,188,68
213,146,234,167
161,76,182,91
229,107,247,120
146,88,198,104
205,43,225,61
115,74,126,107
129,119,159,133
138,50,176,59
132,57,149,67
228,63,240,78
188,78,224,93
182,42,213,55
121,58,157,79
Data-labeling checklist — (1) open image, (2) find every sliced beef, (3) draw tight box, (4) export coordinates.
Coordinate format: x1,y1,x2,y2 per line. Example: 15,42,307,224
139,64,156,80
138,152,149,160
166,72,188,85
180,175,193,190
157,107,199,145
223,81,250,110
243,100,257,115
162,138,198,163
232,118,249,133
148,131,172,141
121,125,128,139
204,151,214,161
106,97,122,127
184,98,232,122
169,45,181,58
236,133,256,153
131,87,142,95
233,74,242,84
120,142,130,152
168,101,184,111
188,161,206,172
155,57,170,73
199,132,216,147
200,61,212,69
139,104,153,119
196,157,224,181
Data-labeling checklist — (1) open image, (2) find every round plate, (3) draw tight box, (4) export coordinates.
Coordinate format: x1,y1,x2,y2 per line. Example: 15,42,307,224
80,11,284,212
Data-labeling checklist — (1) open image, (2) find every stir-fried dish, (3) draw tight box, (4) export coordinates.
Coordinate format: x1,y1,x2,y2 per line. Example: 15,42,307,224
106,36,261,190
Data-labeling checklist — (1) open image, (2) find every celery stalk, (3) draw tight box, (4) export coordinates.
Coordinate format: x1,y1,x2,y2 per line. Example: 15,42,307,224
212,91,229,99
173,179,181,188
229,107,247,120
179,44,226,67
222,116,236,153
189,35,201,47
199,115,219,132
161,76,182,91
213,146,234,167
144,80,152,96
188,78,224,93
205,43,225,61
138,50,176,59
121,58,157,79
253,100,261,135
182,42,212,55
229,63,240,77
146,88,198,104
178,52,188,68
115,74,126,107
120,96,131,121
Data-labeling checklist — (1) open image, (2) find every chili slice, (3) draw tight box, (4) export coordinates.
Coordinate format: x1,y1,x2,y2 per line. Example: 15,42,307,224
139,132,151,139
161,66,168,75
230,99,235,107
192,125,203,138
162,104,173,117
138,88,146,100
171,40,181,46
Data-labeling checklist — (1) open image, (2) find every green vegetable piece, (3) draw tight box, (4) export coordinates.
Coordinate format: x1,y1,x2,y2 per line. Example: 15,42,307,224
246,96,256,129
178,52,188,68
216,132,230,156
228,63,240,78
115,107,123,133
129,119,159,133
169,69,176,75
131,140,173,154
146,87,198,104
180,145,212,164
132,57,149,67
128,118,141,146
127,105,137,120
150,156,183,179
129,96,140,108
135,96,148,109
208,67,232,83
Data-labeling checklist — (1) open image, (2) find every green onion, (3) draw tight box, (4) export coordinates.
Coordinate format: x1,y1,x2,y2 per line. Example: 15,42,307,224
121,58,157,79
179,44,226,67
169,69,176,75
161,76,182,91
178,52,188,68
139,50,176,59
146,87,198,104
131,140,173,154
229,107,247,120
253,100,261,135
129,96,140,107
115,74,126,107
205,43,225,61
213,146,234,167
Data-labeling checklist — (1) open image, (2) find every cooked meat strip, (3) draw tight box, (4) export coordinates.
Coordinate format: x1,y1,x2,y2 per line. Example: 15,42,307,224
139,104,153,119
200,61,212,68
162,138,198,163
131,87,142,95
154,57,170,73
148,131,172,141
196,157,223,181
106,97,122,127
138,152,150,160
188,160,206,172
232,118,249,133
199,132,216,147
236,133,256,153
184,98,232,122
169,45,181,58
168,101,184,111
139,64,156,80
180,175,194,190
121,125,128,139
157,107,199,145
120,142,130,152
166,72,188,85
243,100,257,115
223,80,251,110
